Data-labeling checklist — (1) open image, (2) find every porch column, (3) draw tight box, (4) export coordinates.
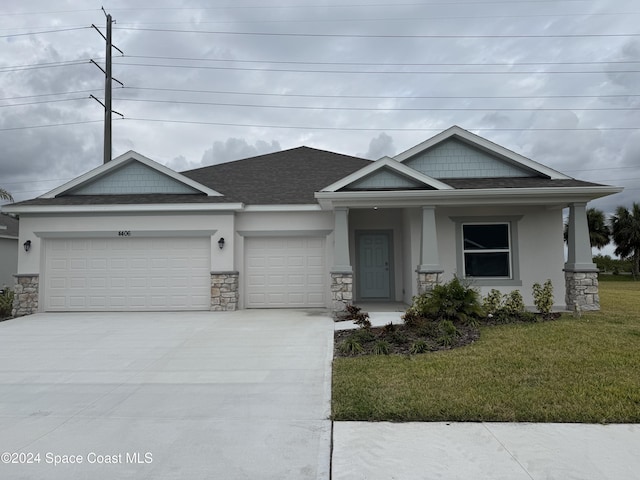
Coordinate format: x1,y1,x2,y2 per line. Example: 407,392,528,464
331,207,353,312
416,206,443,294
564,203,599,311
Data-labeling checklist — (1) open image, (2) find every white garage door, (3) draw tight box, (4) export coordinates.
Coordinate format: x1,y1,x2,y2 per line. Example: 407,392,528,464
245,237,326,308
44,237,211,311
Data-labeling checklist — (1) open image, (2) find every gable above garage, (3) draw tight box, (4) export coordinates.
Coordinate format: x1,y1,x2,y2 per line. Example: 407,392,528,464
41,151,221,199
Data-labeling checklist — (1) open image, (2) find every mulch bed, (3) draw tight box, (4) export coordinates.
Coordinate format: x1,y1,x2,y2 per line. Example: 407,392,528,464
334,312,561,358
334,323,480,357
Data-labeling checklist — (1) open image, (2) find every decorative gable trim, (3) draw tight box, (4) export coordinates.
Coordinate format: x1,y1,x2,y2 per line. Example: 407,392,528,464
394,125,572,180
40,151,222,199
321,156,453,192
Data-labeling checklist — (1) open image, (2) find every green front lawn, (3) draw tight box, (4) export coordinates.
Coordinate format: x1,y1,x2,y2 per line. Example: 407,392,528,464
332,278,640,423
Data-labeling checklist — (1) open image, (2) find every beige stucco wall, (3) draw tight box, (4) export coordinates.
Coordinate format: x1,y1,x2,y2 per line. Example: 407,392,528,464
434,205,566,308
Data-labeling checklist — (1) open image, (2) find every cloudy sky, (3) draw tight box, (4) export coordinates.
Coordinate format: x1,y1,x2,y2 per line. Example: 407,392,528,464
1,0,638,220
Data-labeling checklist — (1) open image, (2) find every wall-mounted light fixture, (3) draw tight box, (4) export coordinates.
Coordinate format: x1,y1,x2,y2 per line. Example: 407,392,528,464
218,237,225,250
23,240,32,252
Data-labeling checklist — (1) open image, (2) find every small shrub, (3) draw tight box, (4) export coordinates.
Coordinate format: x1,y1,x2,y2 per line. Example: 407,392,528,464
382,322,396,334
352,328,375,343
353,312,372,329
417,321,439,339
483,289,504,314
342,304,372,329
503,290,525,314
518,311,538,323
410,340,430,354
372,340,390,355
437,319,460,347
339,337,364,355
410,276,484,325
532,279,554,314
0,289,14,318
388,330,409,345
402,307,426,329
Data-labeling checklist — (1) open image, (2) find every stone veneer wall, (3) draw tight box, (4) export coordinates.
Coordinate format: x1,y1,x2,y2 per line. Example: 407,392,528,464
565,271,599,312
417,271,441,295
211,272,239,311
331,272,353,312
13,274,39,317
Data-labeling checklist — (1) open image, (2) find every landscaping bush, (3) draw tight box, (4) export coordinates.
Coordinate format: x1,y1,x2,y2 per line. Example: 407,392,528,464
533,279,554,315
0,289,13,318
410,276,484,325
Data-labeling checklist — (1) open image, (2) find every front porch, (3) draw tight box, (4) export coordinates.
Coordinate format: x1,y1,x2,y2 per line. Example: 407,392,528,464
329,203,600,314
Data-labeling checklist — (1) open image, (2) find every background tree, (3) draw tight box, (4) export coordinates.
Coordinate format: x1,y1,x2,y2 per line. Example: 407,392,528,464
0,188,13,202
610,203,640,278
564,207,611,249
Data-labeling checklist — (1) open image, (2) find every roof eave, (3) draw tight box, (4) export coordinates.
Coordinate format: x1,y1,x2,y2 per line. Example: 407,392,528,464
1,203,246,214
315,186,623,209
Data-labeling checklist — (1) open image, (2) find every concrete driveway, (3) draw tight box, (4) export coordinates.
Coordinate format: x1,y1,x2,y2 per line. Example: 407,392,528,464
0,310,334,480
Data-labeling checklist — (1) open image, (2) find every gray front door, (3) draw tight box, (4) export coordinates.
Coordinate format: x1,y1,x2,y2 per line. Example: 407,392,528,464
358,232,391,299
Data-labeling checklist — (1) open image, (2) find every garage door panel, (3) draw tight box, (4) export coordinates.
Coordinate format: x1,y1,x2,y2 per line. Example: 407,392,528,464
245,237,326,308
45,237,211,311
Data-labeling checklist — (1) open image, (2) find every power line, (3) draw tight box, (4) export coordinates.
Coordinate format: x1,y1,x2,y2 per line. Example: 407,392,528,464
0,97,87,108
123,54,640,67
113,61,640,75
0,119,103,132
0,89,102,101
112,11,640,26
123,86,640,100
113,97,640,112
0,60,91,73
0,26,90,38
114,26,640,39
111,1,594,11
123,117,640,132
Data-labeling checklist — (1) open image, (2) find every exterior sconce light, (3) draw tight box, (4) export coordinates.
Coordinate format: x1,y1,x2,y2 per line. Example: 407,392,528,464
218,237,225,250
23,240,32,252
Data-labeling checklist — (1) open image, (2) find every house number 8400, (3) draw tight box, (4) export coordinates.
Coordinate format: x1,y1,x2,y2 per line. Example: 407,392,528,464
118,231,131,237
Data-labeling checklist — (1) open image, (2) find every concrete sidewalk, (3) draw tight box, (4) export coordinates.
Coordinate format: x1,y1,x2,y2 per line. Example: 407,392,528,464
332,422,640,480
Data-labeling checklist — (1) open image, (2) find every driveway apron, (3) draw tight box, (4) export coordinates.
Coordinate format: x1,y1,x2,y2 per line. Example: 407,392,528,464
0,310,334,479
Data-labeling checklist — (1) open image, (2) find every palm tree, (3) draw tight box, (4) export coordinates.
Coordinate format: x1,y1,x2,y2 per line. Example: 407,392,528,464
610,203,640,278
564,207,611,249
0,188,13,202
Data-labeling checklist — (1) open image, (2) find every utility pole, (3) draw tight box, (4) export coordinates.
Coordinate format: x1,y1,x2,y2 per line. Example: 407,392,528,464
104,13,113,165
91,8,123,164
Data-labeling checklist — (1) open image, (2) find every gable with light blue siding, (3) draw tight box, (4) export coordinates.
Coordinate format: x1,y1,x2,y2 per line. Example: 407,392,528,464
404,138,535,178
347,167,426,189
69,161,200,195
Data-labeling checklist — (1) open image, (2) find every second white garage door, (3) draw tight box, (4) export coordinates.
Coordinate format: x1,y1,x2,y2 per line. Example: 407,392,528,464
245,237,326,308
44,237,211,311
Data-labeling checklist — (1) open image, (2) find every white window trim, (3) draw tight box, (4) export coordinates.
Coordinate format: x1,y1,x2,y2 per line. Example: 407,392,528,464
462,222,512,280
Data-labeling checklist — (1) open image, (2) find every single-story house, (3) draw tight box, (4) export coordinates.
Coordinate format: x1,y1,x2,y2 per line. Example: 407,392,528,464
0,213,19,289
2,126,622,316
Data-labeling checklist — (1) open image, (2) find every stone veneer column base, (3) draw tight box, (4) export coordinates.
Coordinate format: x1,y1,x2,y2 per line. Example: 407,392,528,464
211,272,239,311
417,271,442,295
13,274,39,317
331,272,353,312
564,270,599,312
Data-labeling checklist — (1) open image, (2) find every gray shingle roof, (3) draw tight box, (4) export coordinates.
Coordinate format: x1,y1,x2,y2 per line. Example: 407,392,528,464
5,146,610,208
181,146,373,204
